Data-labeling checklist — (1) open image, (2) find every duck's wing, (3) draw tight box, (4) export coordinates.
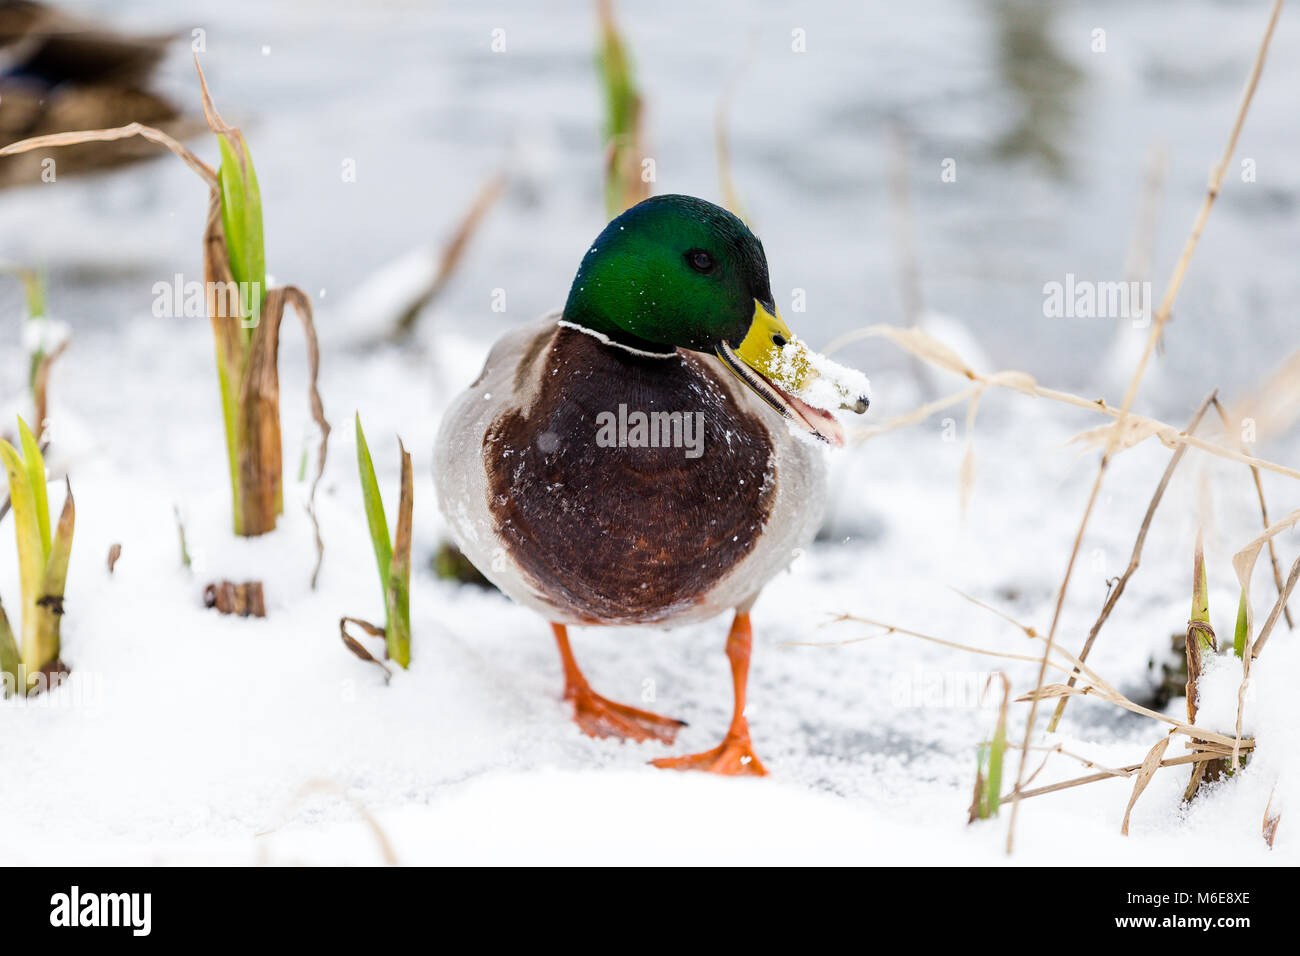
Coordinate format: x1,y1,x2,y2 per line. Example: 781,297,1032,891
433,312,563,607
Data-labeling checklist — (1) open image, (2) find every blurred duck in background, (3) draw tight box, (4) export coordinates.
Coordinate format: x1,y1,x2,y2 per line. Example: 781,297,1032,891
0,0,198,188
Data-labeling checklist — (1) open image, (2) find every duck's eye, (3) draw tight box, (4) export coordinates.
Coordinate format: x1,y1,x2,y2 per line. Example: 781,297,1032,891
772,334,787,348
686,249,716,274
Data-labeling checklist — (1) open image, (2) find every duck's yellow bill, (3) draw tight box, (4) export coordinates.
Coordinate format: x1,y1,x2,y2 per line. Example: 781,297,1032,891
734,301,811,393
714,300,867,447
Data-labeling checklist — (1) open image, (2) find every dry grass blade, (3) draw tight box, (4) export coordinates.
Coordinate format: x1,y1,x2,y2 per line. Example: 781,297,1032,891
1231,505,1300,659
959,388,983,515
1211,395,1292,629
1017,684,1249,750
31,339,68,443
1007,0,1283,854
796,613,1078,675
1121,736,1172,835
339,616,392,683
1230,504,1300,763
1254,552,1300,662
257,779,399,865
0,122,217,186
945,588,1124,700
387,172,506,341
1003,750,1246,804
1067,416,1173,454
1017,743,1127,788
840,331,1300,482
1263,786,1282,848
830,324,976,379
1049,390,1216,731
827,603,1252,748
257,286,331,586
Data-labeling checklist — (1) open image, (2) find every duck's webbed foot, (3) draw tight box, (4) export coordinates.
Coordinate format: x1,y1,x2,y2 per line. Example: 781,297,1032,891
649,611,769,777
568,684,686,744
552,623,685,744
649,720,766,776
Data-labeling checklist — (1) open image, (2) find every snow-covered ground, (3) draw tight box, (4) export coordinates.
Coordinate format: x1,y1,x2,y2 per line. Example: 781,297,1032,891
1,0,1298,864
0,324,1296,865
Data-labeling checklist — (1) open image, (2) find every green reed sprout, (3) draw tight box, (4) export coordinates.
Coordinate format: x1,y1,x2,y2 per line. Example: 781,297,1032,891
0,417,74,696
355,415,412,669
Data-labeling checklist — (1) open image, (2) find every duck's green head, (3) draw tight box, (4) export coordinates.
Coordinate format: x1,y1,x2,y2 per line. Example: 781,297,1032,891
563,194,773,354
562,194,865,445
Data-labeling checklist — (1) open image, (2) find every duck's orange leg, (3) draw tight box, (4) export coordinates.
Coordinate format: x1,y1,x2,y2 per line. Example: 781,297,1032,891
650,611,767,776
552,623,685,744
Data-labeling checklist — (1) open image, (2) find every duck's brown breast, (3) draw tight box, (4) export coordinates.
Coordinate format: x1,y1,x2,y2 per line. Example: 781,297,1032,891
483,327,775,624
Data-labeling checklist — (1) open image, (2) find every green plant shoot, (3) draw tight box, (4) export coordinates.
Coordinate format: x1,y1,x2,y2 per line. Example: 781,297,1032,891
197,66,328,548
969,675,1009,821
19,267,48,391
983,717,1007,817
1234,588,1248,658
355,414,412,669
0,598,20,698
216,132,267,332
209,117,271,533
0,417,74,695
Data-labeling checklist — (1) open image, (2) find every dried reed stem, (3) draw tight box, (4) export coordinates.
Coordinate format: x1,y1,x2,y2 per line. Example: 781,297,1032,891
1211,396,1292,629
1006,0,1283,854
1003,749,1251,805
1048,390,1217,731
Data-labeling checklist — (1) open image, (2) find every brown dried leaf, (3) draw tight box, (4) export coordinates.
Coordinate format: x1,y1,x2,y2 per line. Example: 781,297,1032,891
870,325,977,379
987,369,1039,396
967,768,987,825
1263,786,1282,848
393,441,413,571
1121,736,1172,836
1068,416,1174,454
1232,505,1300,658
339,616,392,683
1015,683,1079,703
0,122,217,187
32,339,68,442
251,286,331,584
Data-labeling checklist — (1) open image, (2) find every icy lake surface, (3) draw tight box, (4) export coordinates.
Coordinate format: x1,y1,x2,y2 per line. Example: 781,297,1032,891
1,0,1298,863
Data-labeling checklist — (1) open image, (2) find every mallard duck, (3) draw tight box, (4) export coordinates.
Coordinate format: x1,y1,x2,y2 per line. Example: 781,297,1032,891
435,194,868,775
